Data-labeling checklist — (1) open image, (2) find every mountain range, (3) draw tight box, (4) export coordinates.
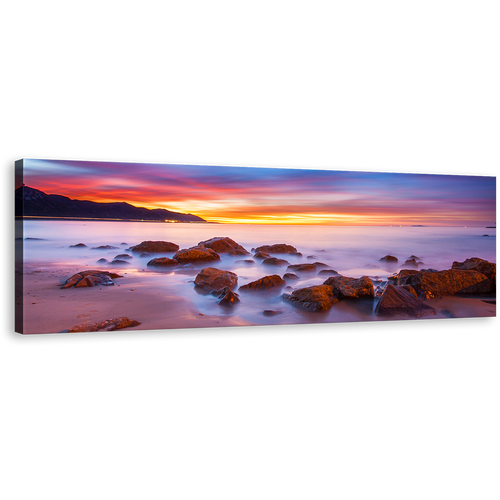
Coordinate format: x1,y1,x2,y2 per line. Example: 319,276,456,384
15,185,206,223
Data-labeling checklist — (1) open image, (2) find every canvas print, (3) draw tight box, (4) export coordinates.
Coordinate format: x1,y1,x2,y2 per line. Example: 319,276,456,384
15,159,496,334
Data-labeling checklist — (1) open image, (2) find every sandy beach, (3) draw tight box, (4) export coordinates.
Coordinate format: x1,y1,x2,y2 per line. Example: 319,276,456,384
20,260,495,334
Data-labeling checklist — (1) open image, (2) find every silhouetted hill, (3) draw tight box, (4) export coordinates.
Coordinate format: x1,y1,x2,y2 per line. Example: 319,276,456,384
15,186,206,223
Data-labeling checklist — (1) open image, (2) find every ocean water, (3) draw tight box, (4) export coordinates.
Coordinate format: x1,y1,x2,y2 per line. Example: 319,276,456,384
19,221,496,327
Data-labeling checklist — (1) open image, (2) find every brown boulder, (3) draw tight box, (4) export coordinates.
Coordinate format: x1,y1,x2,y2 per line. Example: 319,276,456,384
262,257,290,266
239,275,286,292
215,287,241,306
92,245,119,250
61,270,122,288
194,267,238,291
253,243,298,254
114,254,132,259
404,259,419,268
375,284,436,318
253,251,271,259
318,269,339,276
323,275,374,299
130,241,180,253
147,257,179,267
380,255,398,263
287,263,317,272
391,269,419,284
70,243,87,248
173,246,220,264
452,258,496,281
69,317,141,332
283,272,299,280
198,236,250,255
283,285,338,312
402,269,490,297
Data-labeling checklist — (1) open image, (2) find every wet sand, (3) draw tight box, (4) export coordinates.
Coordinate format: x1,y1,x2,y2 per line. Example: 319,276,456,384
20,262,495,334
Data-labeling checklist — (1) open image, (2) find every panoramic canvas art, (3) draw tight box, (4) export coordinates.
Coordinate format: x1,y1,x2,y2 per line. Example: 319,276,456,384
15,159,496,334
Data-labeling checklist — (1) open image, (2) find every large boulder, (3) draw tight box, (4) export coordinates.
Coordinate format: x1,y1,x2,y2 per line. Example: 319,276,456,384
253,251,271,259
61,270,122,289
194,267,238,291
452,258,496,281
173,245,220,264
213,287,241,306
286,263,316,272
198,236,250,255
375,284,436,318
147,257,179,267
323,275,374,299
283,285,338,312
380,255,398,263
262,257,290,266
130,241,180,253
253,243,298,254
389,269,419,284
401,269,491,297
239,275,286,292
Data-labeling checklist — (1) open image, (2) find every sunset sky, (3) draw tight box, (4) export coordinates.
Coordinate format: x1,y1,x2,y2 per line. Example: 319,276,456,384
20,159,496,226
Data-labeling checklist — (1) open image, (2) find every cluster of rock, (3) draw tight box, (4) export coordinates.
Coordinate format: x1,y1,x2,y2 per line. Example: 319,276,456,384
60,270,123,288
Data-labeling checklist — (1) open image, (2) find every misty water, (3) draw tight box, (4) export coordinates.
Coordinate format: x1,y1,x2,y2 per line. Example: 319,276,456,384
20,221,497,327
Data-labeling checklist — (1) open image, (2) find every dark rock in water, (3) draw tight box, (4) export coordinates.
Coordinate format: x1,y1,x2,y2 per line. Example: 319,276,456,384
283,285,338,312
262,257,290,266
287,263,316,272
114,254,132,260
408,255,421,260
121,242,128,246
140,252,151,257
452,257,496,281
402,269,490,297
69,317,141,332
375,284,436,318
198,236,250,255
96,258,108,264
253,251,271,259
239,275,286,291
313,262,330,268
236,259,255,264
306,255,317,260
323,275,374,299
263,309,283,316
390,269,419,284
110,259,130,265
194,267,238,291
482,234,489,237
25,237,45,240
173,246,220,264
217,288,240,306
318,269,339,276
253,243,298,254
283,272,299,280
290,252,303,257
147,257,179,267
130,241,180,253
380,255,398,263
70,243,87,248
92,245,119,250
404,258,419,268
61,270,122,288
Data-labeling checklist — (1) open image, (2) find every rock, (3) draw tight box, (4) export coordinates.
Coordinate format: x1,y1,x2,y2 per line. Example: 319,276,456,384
290,252,303,257
375,284,436,318
70,243,87,248
390,269,419,284
283,272,299,280
452,257,496,281
380,255,398,263
400,285,418,297
61,270,122,288
147,257,179,267
91,245,119,250
286,263,316,272
239,275,286,292
114,254,132,260
253,243,298,254
408,255,421,260
283,285,338,312
96,258,108,263
318,269,338,276
313,262,330,268
236,259,255,264
130,241,180,253
401,269,491,297
140,252,151,257
120,242,128,245
404,259,419,268
262,257,290,266
323,275,374,299
263,310,283,316
253,251,271,259
110,259,130,265
173,246,221,264
194,267,238,291
69,317,141,332
198,236,250,255
217,288,240,306
306,255,316,259
482,234,489,237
